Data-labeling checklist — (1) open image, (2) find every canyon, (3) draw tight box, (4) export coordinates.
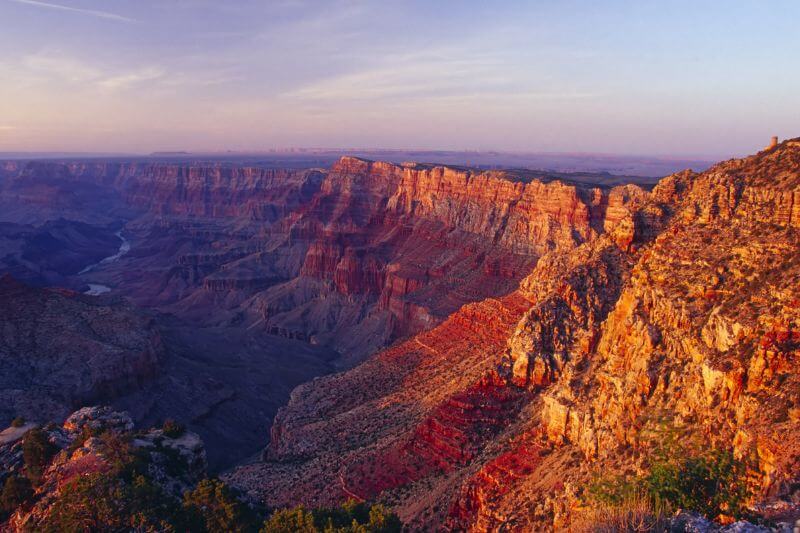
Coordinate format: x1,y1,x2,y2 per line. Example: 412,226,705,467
0,142,798,530
0,154,647,473
226,140,800,530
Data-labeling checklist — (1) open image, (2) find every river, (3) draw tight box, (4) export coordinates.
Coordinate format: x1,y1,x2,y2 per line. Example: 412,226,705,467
81,230,130,294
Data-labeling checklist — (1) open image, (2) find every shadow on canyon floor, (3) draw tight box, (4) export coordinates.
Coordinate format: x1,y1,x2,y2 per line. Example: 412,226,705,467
113,318,339,472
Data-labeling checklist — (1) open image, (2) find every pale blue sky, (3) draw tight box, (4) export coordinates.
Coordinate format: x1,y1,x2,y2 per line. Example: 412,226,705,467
0,0,798,156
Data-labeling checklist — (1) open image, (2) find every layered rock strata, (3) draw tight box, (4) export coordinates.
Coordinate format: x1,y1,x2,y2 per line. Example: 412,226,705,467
2,157,642,363
227,140,800,531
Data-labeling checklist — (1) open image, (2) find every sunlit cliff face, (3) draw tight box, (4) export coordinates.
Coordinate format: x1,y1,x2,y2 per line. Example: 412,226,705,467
225,140,800,530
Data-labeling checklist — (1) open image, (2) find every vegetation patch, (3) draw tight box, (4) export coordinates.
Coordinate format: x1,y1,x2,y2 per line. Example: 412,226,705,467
261,499,402,533
583,423,754,527
21,427,58,485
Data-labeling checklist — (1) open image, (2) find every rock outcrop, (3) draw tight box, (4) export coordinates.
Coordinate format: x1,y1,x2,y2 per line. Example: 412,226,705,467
1,406,207,531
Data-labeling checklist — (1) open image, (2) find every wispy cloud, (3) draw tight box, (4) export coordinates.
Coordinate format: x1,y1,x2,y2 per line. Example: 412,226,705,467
98,67,165,90
7,0,135,22
0,125,16,131
283,48,595,104
23,52,102,82
19,52,164,91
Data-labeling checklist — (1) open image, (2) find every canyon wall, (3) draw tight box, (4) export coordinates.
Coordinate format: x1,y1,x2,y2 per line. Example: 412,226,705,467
226,140,800,530
0,156,656,470
1,156,635,363
122,164,326,220
196,157,626,361
0,161,325,224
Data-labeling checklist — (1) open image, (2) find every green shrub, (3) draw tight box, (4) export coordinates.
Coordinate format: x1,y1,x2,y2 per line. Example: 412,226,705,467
261,506,317,533
366,504,402,532
162,419,186,439
12,418,399,533
32,428,190,531
98,431,138,475
38,472,184,532
645,447,750,518
261,499,402,533
0,476,34,518
183,478,260,533
22,428,57,485
586,424,753,522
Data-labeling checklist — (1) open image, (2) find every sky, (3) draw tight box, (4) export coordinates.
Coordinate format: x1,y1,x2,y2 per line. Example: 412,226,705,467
0,0,798,157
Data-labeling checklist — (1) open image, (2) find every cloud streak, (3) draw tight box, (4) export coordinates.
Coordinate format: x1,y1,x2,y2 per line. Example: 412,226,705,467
15,52,166,92
99,67,165,90
7,0,135,22
283,48,594,105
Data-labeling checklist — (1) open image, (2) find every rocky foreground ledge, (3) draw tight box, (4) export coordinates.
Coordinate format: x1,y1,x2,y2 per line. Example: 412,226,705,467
0,406,205,530
1,406,797,532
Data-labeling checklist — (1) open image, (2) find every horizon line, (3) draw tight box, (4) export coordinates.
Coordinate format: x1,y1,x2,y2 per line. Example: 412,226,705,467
0,147,727,161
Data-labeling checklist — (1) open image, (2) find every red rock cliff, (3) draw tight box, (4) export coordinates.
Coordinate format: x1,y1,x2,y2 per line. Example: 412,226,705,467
237,157,637,361
226,141,800,531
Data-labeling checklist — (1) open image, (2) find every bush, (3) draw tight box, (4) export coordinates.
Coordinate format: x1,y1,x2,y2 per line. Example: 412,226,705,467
98,431,137,474
261,499,402,533
645,447,751,519
38,461,259,532
366,504,402,532
261,506,317,533
183,478,260,533
0,476,34,518
31,428,189,531
162,419,187,438
11,418,398,533
585,424,753,523
38,472,184,532
22,428,57,485
10,417,25,428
